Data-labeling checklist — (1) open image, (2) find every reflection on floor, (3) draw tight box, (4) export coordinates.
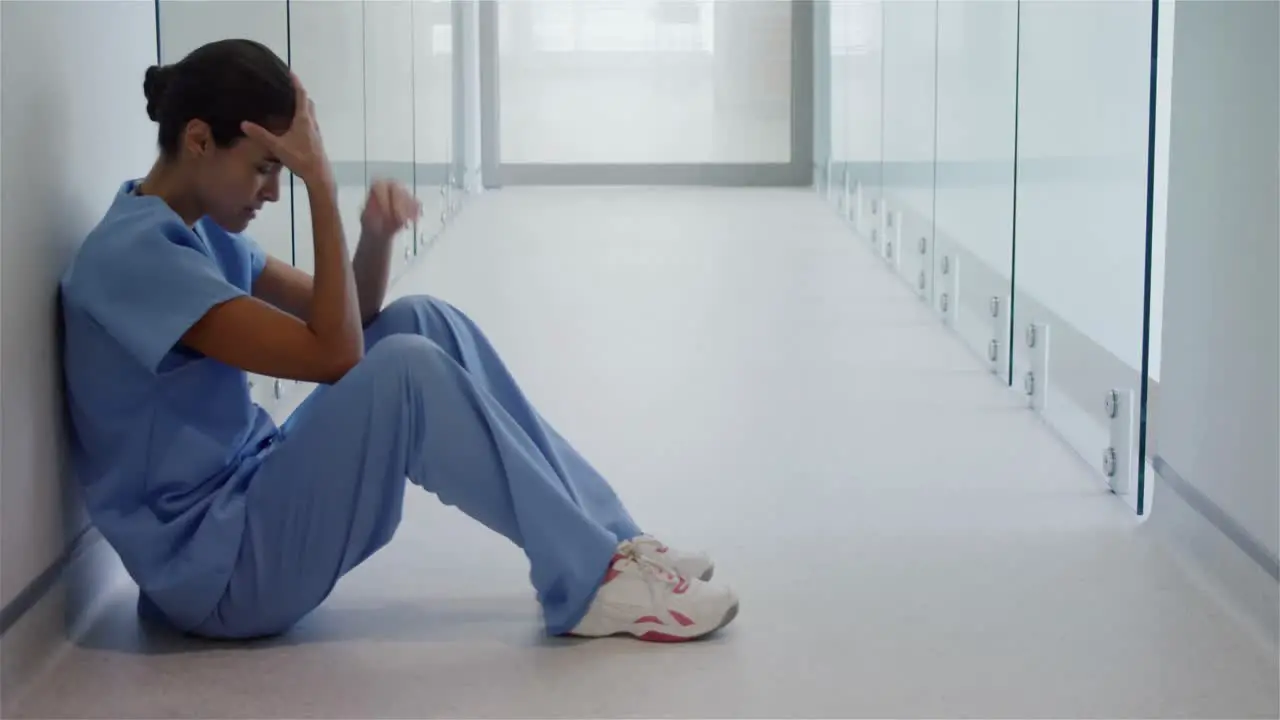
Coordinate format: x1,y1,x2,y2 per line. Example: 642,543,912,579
13,189,1278,718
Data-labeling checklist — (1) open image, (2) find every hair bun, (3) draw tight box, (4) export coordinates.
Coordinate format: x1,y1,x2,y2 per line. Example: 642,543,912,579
143,65,173,122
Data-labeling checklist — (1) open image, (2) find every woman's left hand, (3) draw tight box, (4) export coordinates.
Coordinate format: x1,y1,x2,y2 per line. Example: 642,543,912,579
360,179,421,242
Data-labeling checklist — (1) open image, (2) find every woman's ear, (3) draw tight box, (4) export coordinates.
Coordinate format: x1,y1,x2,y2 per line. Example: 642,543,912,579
182,119,213,157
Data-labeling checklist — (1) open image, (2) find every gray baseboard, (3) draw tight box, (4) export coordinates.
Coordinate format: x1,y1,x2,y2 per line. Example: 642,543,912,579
1,527,126,715
1147,458,1280,652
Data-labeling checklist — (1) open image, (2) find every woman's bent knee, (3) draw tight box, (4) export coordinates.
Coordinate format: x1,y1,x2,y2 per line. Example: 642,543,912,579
371,295,448,334
360,333,454,383
383,294,441,314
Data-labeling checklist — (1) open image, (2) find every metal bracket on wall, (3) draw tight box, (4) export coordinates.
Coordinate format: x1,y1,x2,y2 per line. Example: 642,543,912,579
883,208,900,270
939,255,960,326
867,194,881,252
916,236,930,301
841,169,851,217
988,295,1009,377
1104,388,1135,495
1024,322,1051,411
852,181,864,230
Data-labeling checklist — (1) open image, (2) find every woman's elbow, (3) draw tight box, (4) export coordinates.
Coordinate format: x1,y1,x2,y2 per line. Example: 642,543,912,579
317,345,365,384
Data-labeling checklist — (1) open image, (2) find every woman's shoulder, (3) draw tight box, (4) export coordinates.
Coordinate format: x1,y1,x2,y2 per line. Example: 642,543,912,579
62,193,203,302
89,195,199,255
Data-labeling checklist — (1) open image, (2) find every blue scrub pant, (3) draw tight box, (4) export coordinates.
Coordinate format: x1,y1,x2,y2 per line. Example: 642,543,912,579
193,295,644,639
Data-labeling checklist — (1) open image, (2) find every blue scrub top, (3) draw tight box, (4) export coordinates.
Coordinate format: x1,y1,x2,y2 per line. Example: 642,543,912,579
60,181,279,630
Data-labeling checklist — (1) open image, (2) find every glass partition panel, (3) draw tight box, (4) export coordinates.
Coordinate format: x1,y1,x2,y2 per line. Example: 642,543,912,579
365,0,417,281
455,0,482,202
289,0,366,279
446,0,463,220
496,0,791,164
878,0,936,296
839,0,883,245
158,1,294,267
445,47,458,223
931,0,1018,376
1011,0,1156,510
159,0,294,409
826,0,848,209
812,0,831,193
414,0,453,256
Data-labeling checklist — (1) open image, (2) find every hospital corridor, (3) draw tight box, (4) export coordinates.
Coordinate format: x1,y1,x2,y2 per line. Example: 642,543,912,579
2,1,1278,719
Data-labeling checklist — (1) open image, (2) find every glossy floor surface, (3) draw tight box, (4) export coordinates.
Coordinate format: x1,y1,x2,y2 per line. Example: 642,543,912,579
12,189,1279,718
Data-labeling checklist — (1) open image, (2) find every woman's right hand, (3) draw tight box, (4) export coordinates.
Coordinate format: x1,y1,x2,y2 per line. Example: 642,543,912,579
241,73,331,185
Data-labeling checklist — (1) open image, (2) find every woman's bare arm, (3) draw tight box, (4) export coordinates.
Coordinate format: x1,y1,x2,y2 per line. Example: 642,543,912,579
183,177,363,383
179,75,364,384
252,179,419,325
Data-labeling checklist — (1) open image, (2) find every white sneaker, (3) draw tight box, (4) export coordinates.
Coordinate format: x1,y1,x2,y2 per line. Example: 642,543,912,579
633,535,716,581
568,543,739,642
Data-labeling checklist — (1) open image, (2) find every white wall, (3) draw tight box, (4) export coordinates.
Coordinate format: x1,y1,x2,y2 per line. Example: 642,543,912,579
0,0,156,702
1152,0,1279,647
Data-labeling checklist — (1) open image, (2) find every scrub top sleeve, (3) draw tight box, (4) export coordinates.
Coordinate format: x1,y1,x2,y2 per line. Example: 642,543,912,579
230,231,268,284
86,229,250,373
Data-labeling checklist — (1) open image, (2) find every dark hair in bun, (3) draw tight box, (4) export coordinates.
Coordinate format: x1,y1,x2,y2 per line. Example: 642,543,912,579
142,39,294,157
143,65,173,122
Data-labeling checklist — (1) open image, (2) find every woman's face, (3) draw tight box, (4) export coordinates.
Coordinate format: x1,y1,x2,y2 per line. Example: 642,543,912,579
188,125,284,233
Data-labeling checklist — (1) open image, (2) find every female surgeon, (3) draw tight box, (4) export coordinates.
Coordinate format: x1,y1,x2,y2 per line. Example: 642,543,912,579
59,38,738,642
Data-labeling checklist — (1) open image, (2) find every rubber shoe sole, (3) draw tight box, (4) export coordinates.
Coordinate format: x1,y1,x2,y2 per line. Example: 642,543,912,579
568,600,739,643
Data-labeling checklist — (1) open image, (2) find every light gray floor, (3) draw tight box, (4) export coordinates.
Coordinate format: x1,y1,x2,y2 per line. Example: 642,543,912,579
13,189,1279,718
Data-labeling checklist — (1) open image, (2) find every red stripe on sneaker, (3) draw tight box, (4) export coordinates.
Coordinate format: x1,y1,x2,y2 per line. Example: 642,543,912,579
669,610,696,627
673,578,690,594
603,554,626,584
634,616,665,625
637,630,694,643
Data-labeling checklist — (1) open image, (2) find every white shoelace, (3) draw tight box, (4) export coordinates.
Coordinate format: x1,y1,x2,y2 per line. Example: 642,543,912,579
631,535,669,555
616,540,680,585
